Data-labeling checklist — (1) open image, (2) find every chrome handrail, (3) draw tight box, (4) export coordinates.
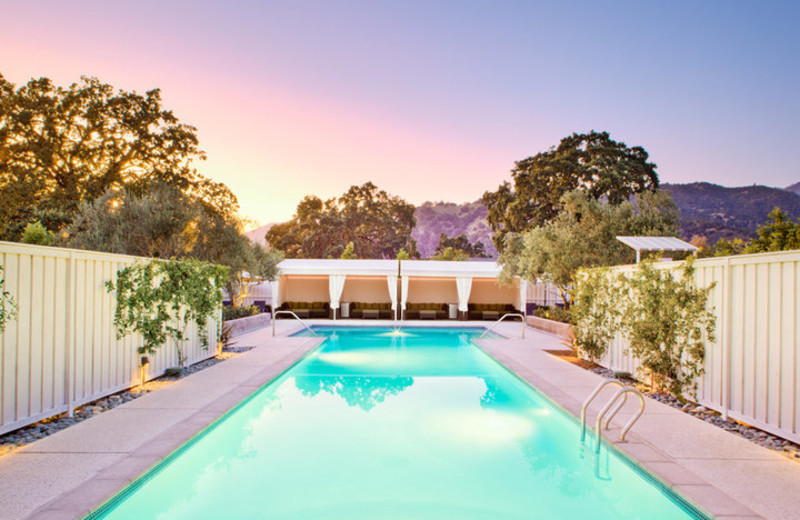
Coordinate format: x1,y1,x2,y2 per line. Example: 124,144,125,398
580,379,628,442
594,387,645,453
272,310,318,337
479,312,526,339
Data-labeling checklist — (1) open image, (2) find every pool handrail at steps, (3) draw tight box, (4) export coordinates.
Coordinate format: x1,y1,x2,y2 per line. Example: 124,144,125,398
594,386,646,453
479,312,526,339
581,379,629,443
272,310,318,336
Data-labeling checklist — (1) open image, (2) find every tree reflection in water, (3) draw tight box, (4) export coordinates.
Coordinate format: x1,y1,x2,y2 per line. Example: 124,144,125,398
294,375,414,412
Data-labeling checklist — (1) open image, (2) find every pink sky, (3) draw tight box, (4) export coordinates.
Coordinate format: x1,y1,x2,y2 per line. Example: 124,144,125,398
3,2,798,225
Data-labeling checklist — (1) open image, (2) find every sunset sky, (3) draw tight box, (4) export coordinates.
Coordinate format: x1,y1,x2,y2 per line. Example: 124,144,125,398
2,1,798,225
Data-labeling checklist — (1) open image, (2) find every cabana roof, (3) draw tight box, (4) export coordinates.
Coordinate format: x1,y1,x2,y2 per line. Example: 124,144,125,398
400,260,503,278
278,259,398,276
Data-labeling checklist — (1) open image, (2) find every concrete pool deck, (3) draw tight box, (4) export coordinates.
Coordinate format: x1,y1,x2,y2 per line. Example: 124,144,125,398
0,320,797,519
474,328,800,520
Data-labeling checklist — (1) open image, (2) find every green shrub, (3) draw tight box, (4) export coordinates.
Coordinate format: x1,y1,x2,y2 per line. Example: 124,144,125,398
21,221,55,246
532,306,572,324
572,267,624,362
622,259,715,396
222,305,259,322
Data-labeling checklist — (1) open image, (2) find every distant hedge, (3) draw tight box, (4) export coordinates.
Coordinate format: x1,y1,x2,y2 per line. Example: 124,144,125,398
532,306,572,324
222,305,259,322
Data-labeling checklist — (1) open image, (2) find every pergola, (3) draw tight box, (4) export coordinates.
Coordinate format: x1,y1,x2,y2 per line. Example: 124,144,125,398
616,236,699,263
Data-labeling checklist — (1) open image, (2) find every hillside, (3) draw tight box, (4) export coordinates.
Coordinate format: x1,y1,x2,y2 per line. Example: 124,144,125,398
662,182,800,243
251,183,800,256
412,200,496,258
245,223,273,246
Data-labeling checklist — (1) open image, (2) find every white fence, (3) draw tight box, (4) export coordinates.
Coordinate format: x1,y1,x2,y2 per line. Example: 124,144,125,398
599,250,800,444
526,281,564,307
233,281,272,308
0,242,220,435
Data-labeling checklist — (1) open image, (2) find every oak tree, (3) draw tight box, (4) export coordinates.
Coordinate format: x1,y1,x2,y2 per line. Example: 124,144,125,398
0,74,205,239
266,182,417,259
483,131,660,251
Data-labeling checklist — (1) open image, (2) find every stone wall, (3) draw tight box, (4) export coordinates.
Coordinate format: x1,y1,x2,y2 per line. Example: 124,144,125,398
225,312,272,337
526,315,573,340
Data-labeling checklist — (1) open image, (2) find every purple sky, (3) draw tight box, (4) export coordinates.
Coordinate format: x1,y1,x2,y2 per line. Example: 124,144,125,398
2,1,798,224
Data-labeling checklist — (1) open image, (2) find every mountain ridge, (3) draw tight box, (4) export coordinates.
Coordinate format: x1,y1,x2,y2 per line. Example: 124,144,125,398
249,182,800,257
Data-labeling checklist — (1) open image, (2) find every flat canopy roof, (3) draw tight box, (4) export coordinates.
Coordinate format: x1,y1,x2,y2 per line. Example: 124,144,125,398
400,260,503,278
277,259,510,278
616,236,699,252
277,259,398,276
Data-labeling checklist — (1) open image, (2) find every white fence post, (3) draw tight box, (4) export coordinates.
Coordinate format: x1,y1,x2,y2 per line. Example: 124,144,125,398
65,250,74,418
721,257,732,421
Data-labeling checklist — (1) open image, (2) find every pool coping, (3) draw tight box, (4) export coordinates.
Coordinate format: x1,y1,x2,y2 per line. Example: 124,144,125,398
0,328,324,520
473,329,800,520
1,321,796,519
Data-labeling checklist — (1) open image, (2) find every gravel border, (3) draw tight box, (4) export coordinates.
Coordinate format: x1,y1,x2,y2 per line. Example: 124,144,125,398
0,347,252,457
586,365,800,461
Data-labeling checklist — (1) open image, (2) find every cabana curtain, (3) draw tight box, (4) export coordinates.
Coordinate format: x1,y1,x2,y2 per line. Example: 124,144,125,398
387,275,398,315
400,276,409,312
329,274,347,311
456,276,472,312
518,279,527,312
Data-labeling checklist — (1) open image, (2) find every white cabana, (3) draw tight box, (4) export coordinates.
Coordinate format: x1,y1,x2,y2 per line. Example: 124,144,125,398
399,260,524,320
275,259,399,319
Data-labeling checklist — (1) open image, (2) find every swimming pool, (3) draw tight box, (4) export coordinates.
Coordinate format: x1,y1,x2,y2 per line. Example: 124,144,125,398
86,326,708,519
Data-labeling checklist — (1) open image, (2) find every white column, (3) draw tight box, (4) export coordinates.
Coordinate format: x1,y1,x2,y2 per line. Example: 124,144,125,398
329,274,346,319
400,276,409,319
456,276,472,313
272,278,280,316
517,278,528,313
386,274,398,320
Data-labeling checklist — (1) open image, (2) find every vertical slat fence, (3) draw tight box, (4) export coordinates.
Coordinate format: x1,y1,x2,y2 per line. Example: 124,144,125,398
597,250,800,444
0,242,220,435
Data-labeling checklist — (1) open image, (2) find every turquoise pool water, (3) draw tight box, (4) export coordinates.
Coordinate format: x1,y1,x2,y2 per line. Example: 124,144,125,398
88,326,706,519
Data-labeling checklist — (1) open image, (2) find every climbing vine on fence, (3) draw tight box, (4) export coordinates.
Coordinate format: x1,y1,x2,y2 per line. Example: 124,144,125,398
572,258,716,397
0,266,18,334
106,258,229,366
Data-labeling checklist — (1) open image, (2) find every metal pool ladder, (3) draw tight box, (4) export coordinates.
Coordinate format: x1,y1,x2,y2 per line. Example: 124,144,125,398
580,379,645,453
479,313,526,338
272,310,318,337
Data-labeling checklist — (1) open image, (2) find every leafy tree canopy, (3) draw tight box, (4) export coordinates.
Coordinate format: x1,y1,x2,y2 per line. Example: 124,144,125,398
499,189,680,303
0,73,277,305
430,246,470,261
64,181,281,305
0,74,217,239
483,131,659,251
433,233,489,259
266,182,418,259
